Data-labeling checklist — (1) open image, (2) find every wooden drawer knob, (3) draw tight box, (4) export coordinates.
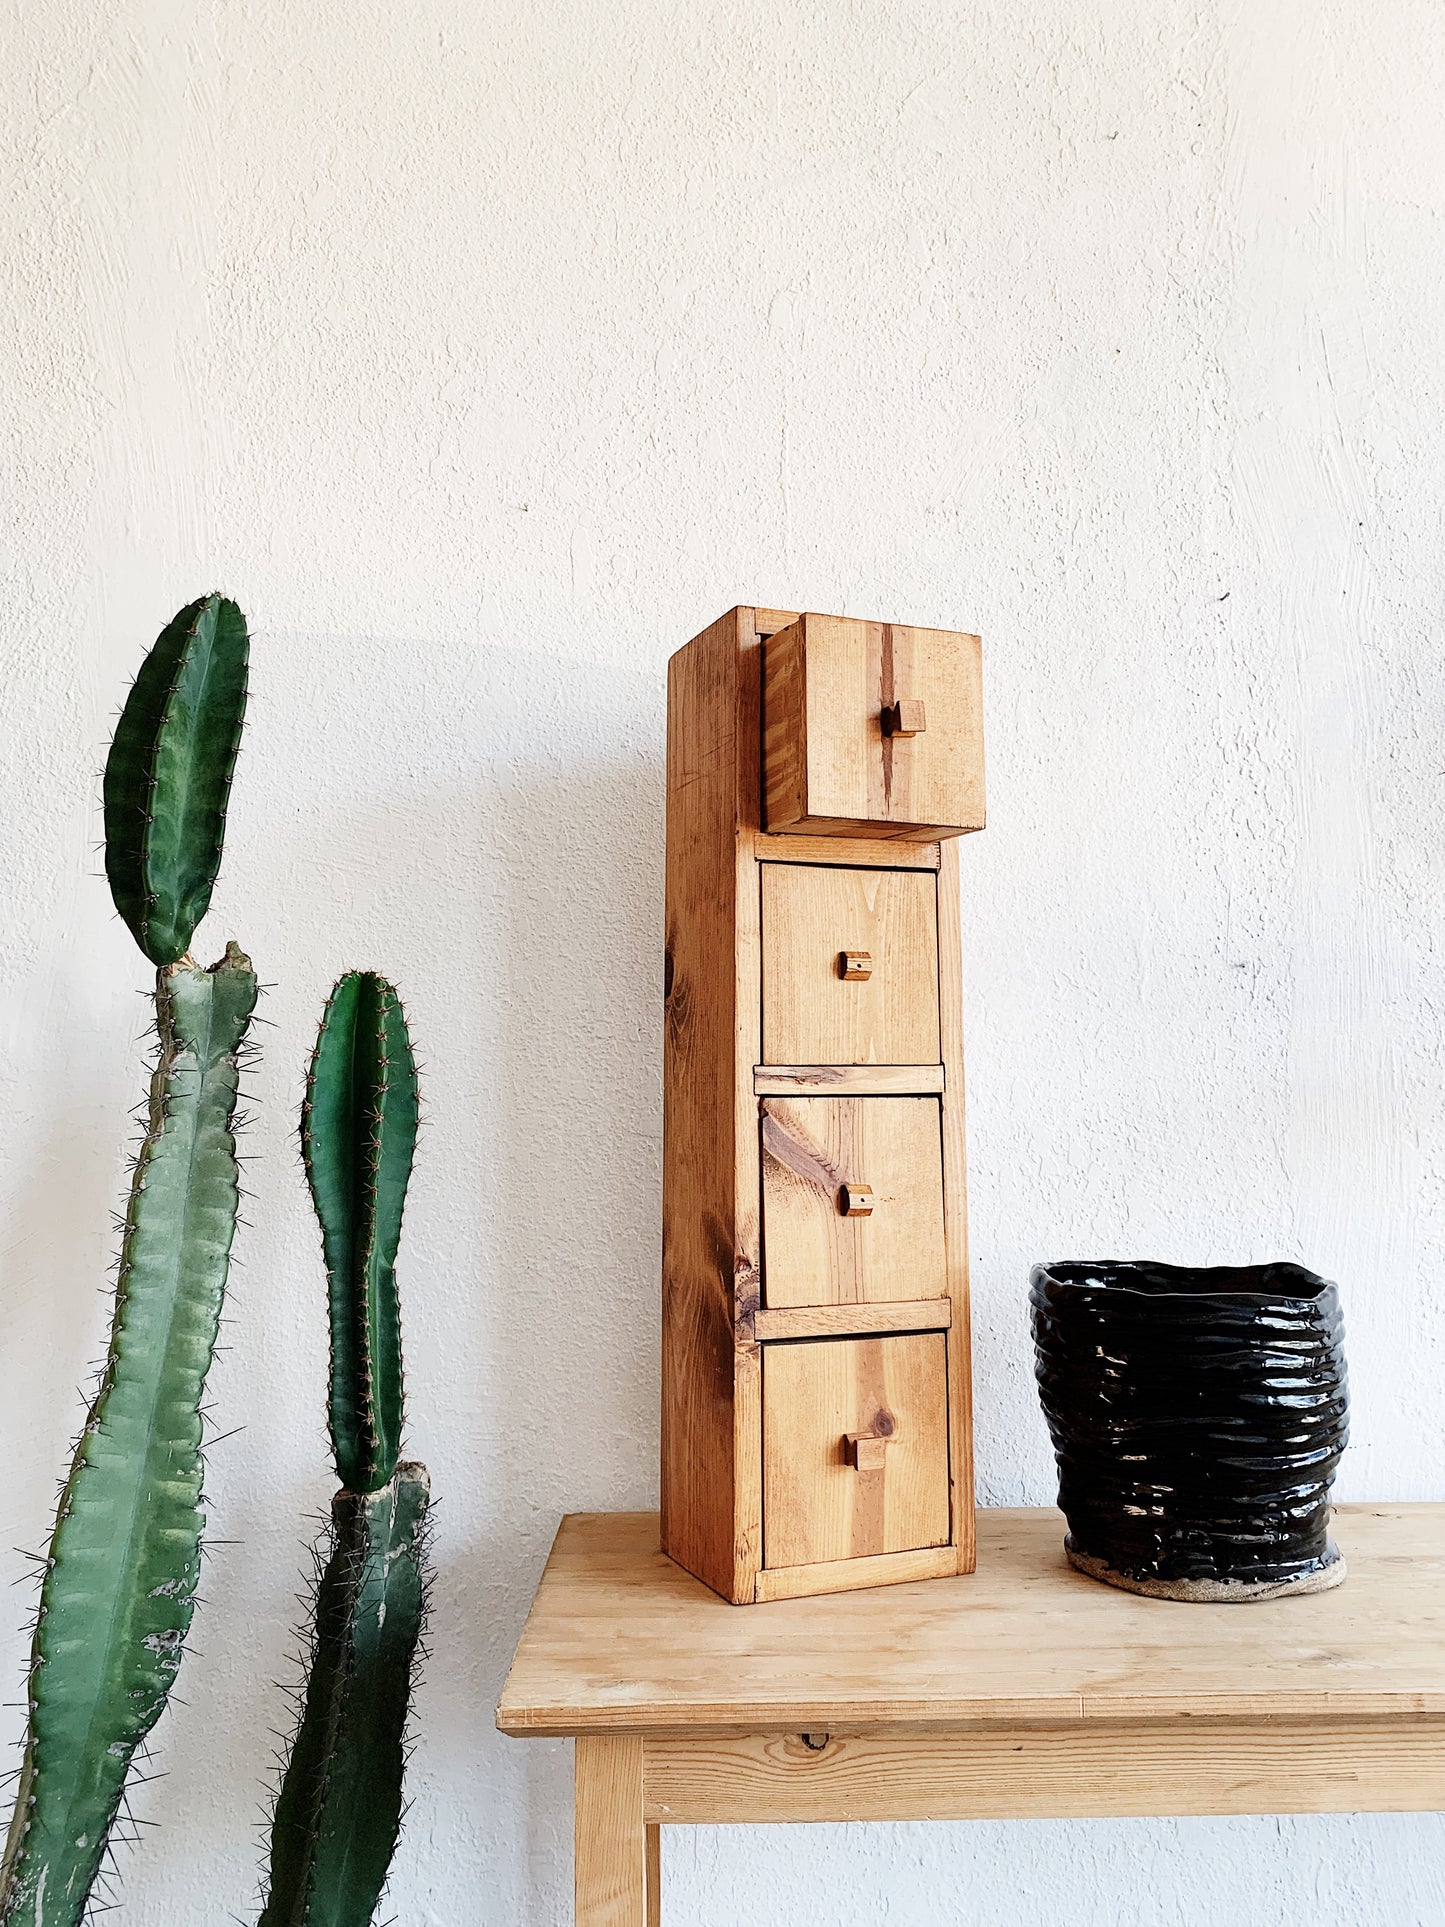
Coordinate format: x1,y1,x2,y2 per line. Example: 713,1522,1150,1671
881,698,927,738
838,950,872,981
838,1182,874,1217
844,1431,891,1472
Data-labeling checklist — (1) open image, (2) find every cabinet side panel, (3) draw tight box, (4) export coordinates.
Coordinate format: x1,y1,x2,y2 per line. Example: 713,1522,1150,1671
662,610,747,1598
937,838,976,1570
732,624,765,1598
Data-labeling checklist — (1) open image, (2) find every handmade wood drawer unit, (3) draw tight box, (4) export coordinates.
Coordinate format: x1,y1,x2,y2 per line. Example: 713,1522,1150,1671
662,605,985,1605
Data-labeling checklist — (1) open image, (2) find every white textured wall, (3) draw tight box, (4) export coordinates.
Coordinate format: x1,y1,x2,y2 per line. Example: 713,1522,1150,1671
3,0,1445,1919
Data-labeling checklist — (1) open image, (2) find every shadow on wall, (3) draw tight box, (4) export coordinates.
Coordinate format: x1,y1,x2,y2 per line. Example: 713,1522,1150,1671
277,634,669,1921
485,742,667,1919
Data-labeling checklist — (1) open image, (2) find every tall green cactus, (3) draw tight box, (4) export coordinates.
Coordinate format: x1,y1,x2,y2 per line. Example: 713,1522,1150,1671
259,973,428,1927
2,594,255,1927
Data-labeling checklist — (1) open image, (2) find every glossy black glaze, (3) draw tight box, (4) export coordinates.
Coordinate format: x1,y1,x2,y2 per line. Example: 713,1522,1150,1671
1029,1260,1348,1586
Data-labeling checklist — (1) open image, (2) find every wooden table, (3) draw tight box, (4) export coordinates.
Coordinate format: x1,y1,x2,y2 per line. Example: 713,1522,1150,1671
497,1505,1445,1925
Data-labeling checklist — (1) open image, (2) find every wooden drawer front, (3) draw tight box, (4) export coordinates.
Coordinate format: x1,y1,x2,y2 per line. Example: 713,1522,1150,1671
764,613,985,839
761,866,939,1065
763,1334,950,1568
761,1097,946,1308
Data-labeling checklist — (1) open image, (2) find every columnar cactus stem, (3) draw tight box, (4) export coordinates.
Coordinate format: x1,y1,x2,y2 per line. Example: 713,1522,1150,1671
258,1470,429,1927
301,972,418,1493
260,973,428,1927
1,948,258,1925
1,593,255,1927
103,593,249,967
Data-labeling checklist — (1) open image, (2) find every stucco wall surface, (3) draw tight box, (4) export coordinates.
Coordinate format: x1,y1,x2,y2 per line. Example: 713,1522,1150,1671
3,0,1445,1920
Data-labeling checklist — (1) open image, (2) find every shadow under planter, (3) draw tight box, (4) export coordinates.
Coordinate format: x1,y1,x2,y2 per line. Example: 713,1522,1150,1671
1030,1260,1349,1602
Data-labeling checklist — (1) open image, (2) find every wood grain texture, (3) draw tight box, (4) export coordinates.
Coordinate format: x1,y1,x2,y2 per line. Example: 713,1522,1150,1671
645,1826,660,1927
845,1432,890,1471
752,606,799,638
762,1335,950,1567
575,1736,646,1926
497,1508,1445,1737
760,865,940,1066
732,1339,762,1603
753,1299,952,1342
761,617,809,831
755,832,940,869
936,836,975,1574
763,614,985,839
754,1065,945,1095
642,1722,1445,1823
752,1543,959,1604
882,696,927,738
661,608,760,1601
761,1097,946,1307
729,621,766,1600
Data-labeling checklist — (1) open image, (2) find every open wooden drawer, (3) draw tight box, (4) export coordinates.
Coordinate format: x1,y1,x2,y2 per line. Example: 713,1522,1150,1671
763,612,985,839
762,1333,951,1571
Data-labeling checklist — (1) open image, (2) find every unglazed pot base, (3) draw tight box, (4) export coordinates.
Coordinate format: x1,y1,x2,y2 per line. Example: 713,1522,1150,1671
1065,1537,1347,1603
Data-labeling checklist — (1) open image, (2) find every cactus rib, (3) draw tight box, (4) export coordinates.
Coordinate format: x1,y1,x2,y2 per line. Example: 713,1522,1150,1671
301,974,418,1493
103,593,249,967
258,1468,429,1927
0,946,259,1927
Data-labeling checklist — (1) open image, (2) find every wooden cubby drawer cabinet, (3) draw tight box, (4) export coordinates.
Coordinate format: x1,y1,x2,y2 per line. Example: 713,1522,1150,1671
761,1096,946,1308
663,607,982,1605
764,611,985,839
762,1333,952,1570
760,864,940,1066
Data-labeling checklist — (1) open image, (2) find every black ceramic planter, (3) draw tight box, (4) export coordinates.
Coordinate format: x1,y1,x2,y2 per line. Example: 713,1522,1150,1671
1030,1261,1348,1602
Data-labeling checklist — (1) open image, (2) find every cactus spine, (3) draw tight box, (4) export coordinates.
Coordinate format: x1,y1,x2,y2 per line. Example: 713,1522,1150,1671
2,595,255,1927
259,972,428,1927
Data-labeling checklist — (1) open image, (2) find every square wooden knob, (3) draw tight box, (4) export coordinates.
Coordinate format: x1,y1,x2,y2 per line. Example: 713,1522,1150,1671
844,1433,890,1472
838,1182,875,1217
882,698,927,738
838,950,872,981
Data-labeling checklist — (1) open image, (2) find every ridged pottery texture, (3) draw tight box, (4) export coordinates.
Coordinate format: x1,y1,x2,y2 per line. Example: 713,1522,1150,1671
1029,1261,1349,1602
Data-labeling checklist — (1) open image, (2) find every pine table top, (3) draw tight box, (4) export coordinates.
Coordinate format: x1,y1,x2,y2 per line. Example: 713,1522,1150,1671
497,1504,1445,1739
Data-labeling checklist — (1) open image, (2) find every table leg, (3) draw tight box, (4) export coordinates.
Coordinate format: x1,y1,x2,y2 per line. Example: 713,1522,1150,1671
575,1735,647,1926
646,1823,661,1926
